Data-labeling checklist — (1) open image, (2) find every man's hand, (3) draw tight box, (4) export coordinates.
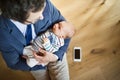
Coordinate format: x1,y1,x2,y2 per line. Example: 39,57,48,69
22,55,28,59
33,48,58,65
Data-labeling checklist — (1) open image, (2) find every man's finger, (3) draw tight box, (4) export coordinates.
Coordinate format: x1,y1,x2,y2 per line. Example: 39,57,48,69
39,48,46,55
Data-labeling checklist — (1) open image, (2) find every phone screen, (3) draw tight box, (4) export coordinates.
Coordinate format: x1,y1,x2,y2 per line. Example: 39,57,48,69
75,49,80,59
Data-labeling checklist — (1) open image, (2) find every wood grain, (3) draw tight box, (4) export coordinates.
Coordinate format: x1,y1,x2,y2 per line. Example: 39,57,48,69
52,0,120,80
0,0,120,80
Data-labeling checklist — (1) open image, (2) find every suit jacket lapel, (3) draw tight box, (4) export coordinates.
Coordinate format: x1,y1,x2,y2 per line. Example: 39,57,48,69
5,19,26,45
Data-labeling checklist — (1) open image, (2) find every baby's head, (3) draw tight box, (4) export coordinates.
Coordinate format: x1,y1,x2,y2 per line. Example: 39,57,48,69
52,21,75,38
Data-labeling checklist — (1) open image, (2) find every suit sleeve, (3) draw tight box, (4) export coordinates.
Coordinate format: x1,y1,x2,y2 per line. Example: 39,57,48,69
0,45,46,71
0,46,31,71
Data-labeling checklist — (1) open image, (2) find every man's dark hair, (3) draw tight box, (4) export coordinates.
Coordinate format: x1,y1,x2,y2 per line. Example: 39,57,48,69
0,0,45,23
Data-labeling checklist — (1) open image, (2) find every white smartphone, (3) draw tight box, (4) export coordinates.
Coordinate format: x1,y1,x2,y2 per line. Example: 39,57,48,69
74,47,82,62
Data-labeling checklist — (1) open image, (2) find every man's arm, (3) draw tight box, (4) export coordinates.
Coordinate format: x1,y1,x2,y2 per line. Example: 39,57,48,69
0,42,46,70
54,38,70,60
0,47,31,71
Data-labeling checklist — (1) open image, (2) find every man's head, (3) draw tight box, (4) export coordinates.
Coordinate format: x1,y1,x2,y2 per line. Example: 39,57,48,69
0,0,45,24
52,21,75,39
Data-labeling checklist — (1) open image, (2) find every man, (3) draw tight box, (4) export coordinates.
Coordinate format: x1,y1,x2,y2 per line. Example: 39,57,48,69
0,0,73,80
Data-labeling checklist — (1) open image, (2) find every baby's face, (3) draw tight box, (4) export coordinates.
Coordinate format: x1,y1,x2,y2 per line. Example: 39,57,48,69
52,22,75,38
52,23,67,38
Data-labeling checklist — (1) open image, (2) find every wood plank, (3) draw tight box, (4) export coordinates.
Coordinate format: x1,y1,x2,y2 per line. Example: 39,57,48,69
0,0,120,80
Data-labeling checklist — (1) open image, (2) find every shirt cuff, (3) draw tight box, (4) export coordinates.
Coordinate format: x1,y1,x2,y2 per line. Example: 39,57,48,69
54,54,59,61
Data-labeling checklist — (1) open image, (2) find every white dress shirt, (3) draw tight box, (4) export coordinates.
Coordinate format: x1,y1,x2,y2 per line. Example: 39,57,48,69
10,19,36,39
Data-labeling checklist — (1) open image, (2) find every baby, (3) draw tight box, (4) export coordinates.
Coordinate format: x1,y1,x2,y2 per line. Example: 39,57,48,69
23,21,75,67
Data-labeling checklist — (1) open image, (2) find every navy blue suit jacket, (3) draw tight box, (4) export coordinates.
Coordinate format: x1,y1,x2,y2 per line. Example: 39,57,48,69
0,0,70,71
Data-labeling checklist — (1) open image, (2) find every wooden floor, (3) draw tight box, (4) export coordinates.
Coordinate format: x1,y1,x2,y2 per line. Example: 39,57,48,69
0,0,120,80
52,0,120,80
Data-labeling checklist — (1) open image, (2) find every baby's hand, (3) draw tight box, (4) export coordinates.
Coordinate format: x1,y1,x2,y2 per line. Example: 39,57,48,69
43,38,49,43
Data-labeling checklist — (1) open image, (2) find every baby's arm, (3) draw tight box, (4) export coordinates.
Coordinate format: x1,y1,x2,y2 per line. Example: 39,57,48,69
42,38,57,52
42,37,64,53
